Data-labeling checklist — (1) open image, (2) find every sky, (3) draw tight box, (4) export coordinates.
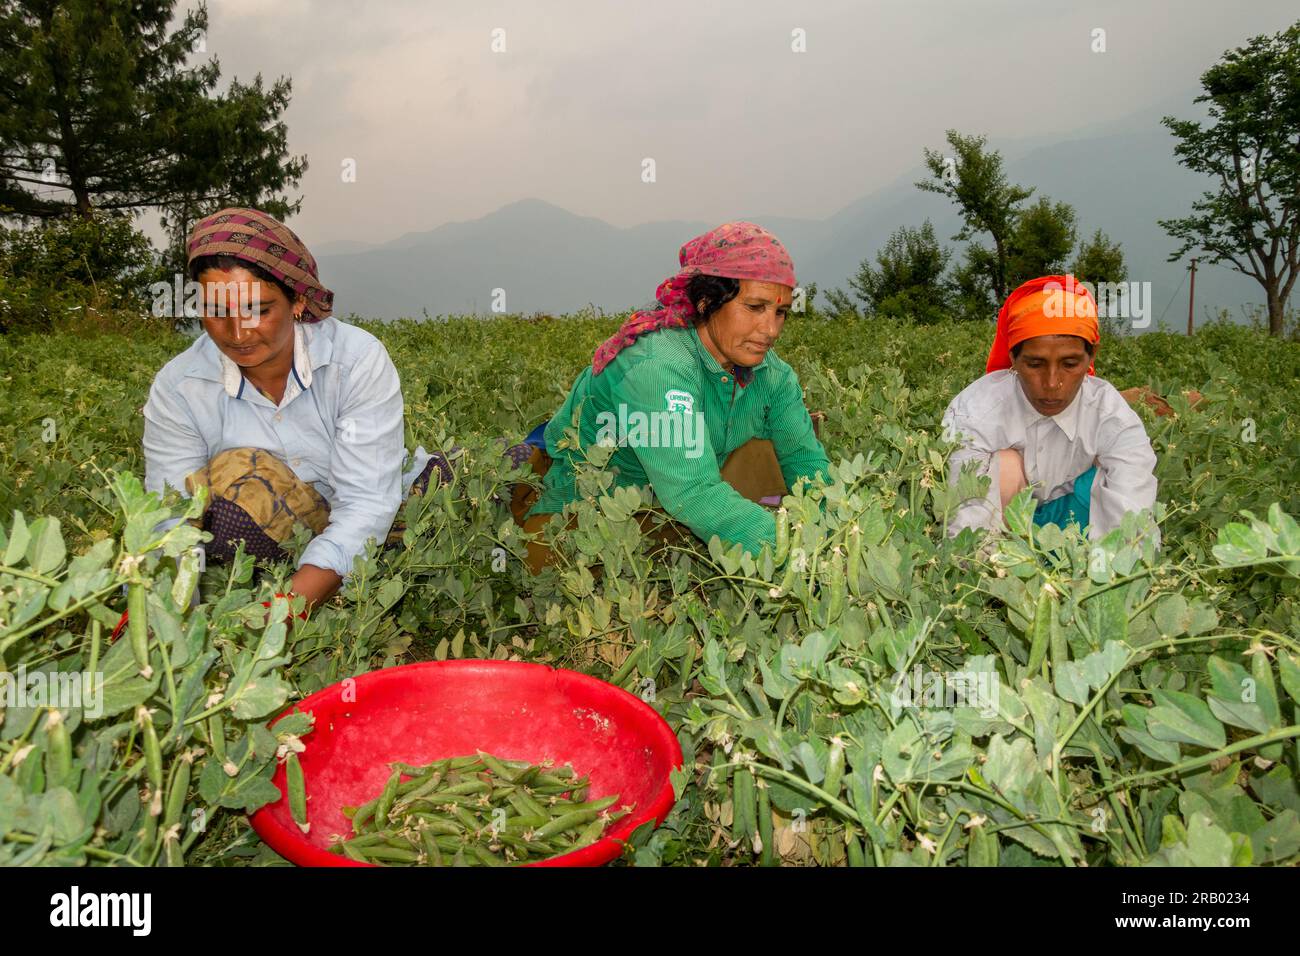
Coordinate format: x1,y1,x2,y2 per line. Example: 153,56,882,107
179,0,1297,246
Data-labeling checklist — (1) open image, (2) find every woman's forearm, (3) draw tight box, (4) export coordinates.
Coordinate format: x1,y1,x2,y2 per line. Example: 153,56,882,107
289,563,343,609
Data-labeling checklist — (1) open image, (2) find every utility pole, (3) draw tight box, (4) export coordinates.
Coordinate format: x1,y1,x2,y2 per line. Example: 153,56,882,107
1187,258,1198,335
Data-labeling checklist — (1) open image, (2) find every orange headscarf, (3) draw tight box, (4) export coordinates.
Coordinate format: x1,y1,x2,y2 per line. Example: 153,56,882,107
986,275,1100,374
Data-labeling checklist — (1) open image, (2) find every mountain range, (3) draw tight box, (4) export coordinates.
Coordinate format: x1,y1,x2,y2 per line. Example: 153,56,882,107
315,97,1268,329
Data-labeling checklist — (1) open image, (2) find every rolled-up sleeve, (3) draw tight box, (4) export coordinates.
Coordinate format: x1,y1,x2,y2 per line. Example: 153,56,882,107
143,375,211,498
767,366,831,491
298,344,406,578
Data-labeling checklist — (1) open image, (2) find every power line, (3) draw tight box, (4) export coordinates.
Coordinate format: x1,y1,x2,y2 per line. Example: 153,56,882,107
1155,264,1191,328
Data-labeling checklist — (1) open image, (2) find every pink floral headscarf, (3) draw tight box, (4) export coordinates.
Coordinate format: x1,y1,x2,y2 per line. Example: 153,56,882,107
592,221,796,375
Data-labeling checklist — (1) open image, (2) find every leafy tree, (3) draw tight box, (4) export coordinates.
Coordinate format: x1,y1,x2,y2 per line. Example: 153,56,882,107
1072,228,1128,287
1159,20,1300,336
0,0,306,267
917,130,1033,306
821,285,860,318
847,220,952,322
1072,228,1128,325
1006,197,1077,284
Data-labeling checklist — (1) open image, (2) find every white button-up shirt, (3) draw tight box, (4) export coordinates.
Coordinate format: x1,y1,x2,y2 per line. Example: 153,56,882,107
142,317,430,578
940,370,1157,540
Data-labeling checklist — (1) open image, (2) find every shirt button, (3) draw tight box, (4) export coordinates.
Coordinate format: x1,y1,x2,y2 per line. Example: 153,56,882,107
721,375,728,383
292,457,301,466
274,413,283,423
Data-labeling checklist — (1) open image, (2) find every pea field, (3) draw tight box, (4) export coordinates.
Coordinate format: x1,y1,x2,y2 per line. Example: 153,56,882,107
1,311,1299,867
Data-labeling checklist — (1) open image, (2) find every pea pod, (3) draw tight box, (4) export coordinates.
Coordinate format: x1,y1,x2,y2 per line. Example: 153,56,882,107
286,752,309,834
127,582,150,672
207,714,226,763
355,845,421,865
757,782,774,867
575,816,607,847
1025,585,1054,678
846,523,863,597
374,769,401,825
845,834,867,867
44,710,72,789
138,707,163,793
968,821,999,867
532,805,609,840
421,828,443,866
824,549,846,625
163,752,193,832
732,767,757,846
779,545,800,596
774,507,791,564
335,752,628,866
1049,603,1069,674
171,549,200,609
823,737,846,801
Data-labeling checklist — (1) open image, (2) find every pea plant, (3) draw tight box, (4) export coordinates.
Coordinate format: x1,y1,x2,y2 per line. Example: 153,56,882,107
1,314,1298,865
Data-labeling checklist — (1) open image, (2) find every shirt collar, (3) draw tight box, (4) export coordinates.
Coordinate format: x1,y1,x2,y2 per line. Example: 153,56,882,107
185,318,335,395
1011,372,1084,440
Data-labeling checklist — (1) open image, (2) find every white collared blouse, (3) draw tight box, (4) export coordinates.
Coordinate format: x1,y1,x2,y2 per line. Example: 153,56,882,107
142,317,431,578
940,370,1158,540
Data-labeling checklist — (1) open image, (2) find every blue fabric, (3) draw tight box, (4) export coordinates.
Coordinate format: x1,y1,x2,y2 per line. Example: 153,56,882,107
524,420,549,449
1033,465,1096,529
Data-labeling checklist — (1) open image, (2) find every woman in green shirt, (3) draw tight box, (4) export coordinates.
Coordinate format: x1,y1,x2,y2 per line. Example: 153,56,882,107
513,221,830,568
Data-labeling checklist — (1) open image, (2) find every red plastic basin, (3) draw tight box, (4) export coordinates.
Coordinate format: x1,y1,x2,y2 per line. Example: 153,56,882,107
249,660,682,867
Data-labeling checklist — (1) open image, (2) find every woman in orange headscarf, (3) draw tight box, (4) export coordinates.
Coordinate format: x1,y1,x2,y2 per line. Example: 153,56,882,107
941,275,1158,539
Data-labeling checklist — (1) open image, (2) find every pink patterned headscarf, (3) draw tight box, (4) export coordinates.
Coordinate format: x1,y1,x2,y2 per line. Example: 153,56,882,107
592,221,796,375
187,207,334,322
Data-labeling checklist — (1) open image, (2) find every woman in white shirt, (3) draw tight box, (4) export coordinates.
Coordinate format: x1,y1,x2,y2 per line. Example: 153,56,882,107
941,275,1158,540
143,208,447,610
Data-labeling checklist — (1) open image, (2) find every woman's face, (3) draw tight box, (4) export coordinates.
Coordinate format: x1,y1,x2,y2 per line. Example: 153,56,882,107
697,279,792,368
197,265,303,370
1011,334,1093,416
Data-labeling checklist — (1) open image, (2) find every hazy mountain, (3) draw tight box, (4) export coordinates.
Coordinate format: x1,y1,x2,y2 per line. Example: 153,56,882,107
317,100,1268,328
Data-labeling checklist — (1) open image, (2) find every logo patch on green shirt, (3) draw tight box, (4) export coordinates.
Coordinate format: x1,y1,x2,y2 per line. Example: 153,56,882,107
664,389,694,414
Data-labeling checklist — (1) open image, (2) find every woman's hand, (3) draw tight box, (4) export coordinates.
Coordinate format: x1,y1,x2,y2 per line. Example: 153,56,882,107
287,563,343,612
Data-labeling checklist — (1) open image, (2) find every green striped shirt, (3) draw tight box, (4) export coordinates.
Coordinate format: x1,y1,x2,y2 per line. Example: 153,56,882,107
528,325,830,553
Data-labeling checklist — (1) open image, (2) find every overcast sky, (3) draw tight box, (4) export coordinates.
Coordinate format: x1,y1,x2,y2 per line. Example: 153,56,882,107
187,0,1297,246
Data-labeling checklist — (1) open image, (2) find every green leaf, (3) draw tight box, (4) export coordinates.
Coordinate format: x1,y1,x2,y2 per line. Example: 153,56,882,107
1211,521,1269,566
881,720,927,784
1279,652,1300,705
197,757,282,812
3,512,30,566
95,632,162,718
24,516,66,575
1053,660,1091,706
1147,689,1226,750
1153,594,1218,637
1116,726,1181,764
1163,814,1235,867
1250,809,1300,863
1078,641,1130,689
1002,488,1037,538
1268,503,1300,556
1206,695,1269,735
227,676,291,720
981,735,1039,807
